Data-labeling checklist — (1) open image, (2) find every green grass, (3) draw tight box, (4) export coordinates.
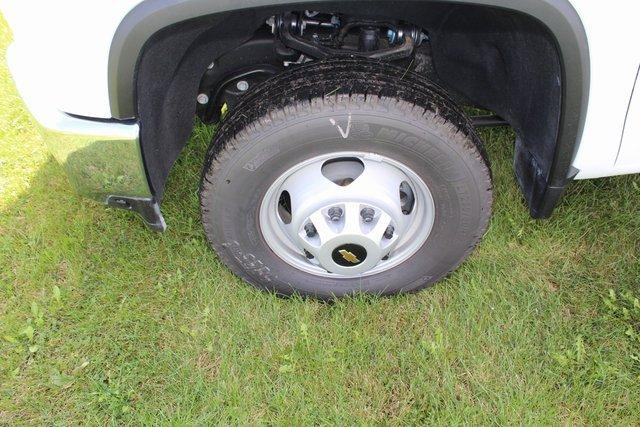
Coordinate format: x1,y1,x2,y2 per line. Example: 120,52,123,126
1,15,640,425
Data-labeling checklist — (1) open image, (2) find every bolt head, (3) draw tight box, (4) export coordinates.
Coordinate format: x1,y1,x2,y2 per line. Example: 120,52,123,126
304,223,317,237
383,225,395,239
196,93,209,105
360,207,375,223
236,80,250,91
328,206,343,222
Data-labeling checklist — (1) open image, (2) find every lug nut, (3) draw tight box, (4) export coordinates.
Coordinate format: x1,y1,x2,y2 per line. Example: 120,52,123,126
304,223,317,237
360,207,375,223
304,249,314,259
383,225,395,239
328,206,343,222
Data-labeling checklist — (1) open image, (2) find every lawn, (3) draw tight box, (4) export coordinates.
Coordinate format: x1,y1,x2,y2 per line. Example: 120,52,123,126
1,15,639,425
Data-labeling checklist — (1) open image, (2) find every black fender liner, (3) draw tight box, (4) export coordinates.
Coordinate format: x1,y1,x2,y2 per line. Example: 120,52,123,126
109,0,589,218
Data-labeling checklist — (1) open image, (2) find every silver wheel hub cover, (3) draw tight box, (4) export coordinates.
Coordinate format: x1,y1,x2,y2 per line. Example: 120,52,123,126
259,152,435,278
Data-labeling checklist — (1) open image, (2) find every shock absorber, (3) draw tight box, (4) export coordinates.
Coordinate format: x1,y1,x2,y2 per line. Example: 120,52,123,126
359,26,380,52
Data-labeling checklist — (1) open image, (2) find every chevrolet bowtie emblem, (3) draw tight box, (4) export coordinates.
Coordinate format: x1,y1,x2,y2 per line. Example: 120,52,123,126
339,249,360,264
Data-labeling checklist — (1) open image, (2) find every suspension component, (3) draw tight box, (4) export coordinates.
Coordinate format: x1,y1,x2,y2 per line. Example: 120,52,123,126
271,12,423,61
197,11,430,124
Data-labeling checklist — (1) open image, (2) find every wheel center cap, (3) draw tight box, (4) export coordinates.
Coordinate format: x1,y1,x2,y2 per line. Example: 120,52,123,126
315,231,387,275
332,244,367,267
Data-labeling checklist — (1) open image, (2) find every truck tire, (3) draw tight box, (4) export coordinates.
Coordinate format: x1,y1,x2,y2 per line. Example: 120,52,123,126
200,59,492,299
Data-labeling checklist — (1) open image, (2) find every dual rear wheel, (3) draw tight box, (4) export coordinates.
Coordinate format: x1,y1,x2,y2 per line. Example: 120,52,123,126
200,59,492,298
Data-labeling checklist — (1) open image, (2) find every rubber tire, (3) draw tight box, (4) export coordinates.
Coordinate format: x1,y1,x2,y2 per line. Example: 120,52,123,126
200,59,492,299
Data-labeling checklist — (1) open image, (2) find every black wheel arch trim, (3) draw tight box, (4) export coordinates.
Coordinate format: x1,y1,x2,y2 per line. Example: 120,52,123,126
108,0,589,218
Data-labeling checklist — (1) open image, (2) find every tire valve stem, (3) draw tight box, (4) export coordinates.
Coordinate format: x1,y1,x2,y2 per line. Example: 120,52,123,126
384,225,395,239
360,207,375,223
328,206,343,222
304,223,317,237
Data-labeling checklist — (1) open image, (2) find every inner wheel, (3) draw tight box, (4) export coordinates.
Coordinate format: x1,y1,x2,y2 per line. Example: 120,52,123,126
259,152,435,277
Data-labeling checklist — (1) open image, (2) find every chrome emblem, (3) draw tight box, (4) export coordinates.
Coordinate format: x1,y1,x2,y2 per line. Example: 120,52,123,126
338,249,360,264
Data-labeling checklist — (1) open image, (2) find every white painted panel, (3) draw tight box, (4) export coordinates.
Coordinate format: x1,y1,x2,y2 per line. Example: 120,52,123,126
1,0,144,118
569,0,640,179
615,66,640,171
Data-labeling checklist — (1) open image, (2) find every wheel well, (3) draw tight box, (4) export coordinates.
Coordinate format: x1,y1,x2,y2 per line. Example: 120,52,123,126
125,1,589,218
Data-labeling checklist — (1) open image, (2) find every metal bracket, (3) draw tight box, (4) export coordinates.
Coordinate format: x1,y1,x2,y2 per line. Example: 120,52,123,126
106,196,167,232
471,115,509,127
